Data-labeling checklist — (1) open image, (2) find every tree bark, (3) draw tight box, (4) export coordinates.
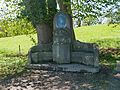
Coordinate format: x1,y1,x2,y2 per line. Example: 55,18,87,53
36,0,57,44
36,24,52,44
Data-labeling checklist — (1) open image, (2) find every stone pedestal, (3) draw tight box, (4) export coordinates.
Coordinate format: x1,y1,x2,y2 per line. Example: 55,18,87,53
53,44,71,64
28,64,99,73
28,11,100,73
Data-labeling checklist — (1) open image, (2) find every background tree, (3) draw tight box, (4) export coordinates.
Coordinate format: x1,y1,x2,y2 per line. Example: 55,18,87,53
81,16,97,26
71,0,119,27
102,4,120,25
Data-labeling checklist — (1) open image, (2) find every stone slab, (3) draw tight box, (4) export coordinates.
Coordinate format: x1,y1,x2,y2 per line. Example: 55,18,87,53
53,44,70,64
30,52,52,64
27,64,99,73
71,52,94,65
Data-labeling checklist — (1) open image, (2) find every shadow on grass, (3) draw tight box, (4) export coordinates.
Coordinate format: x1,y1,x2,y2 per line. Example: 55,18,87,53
100,48,120,69
0,49,120,89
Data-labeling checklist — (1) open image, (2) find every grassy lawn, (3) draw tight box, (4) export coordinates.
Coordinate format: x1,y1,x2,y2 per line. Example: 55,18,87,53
75,24,120,48
0,34,37,55
0,24,120,55
0,24,120,78
75,24,120,41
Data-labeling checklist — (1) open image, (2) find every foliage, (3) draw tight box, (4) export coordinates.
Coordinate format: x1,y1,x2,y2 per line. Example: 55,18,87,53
21,0,47,26
71,0,119,19
2,0,119,25
20,0,57,27
47,0,57,27
0,56,27,79
101,1,120,24
0,0,23,20
0,18,35,37
0,0,57,27
100,48,120,68
81,16,97,26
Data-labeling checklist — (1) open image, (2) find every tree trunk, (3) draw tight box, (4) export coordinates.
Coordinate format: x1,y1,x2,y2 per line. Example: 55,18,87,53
47,0,57,43
36,24,52,44
36,0,57,44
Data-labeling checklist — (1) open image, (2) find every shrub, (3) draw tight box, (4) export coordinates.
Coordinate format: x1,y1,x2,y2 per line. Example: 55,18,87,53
0,18,36,38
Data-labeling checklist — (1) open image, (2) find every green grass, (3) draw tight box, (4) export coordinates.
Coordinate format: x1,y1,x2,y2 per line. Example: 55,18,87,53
75,24,120,42
0,56,27,79
0,34,37,55
0,24,120,78
0,24,119,55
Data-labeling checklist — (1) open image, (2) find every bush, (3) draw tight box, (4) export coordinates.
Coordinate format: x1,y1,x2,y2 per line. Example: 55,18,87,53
0,18,36,38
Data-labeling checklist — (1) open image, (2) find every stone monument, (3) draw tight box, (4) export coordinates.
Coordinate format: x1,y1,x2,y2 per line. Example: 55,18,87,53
28,11,99,73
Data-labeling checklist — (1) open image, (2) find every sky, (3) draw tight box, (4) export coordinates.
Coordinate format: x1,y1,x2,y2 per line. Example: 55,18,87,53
0,0,7,19
0,0,20,19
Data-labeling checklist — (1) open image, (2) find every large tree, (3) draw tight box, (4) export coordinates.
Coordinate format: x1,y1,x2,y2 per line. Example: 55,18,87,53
71,0,119,26
22,0,57,44
1,0,119,44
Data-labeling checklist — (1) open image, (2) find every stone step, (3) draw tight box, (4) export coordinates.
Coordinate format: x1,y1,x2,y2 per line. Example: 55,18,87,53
27,64,99,73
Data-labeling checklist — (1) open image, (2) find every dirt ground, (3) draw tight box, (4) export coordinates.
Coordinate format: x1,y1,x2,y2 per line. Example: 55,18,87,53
0,67,120,90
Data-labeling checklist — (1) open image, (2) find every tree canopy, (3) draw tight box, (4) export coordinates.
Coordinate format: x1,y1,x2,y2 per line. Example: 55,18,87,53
1,0,119,23
0,0,119,38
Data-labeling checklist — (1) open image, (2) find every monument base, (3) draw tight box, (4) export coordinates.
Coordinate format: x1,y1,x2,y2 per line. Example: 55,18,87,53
27,64,99,73
28,40,99,73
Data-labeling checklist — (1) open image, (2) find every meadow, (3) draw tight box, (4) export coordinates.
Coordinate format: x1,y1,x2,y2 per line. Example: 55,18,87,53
0,24,120,78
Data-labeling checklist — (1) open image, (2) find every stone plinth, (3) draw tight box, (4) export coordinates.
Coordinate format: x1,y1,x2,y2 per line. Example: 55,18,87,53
28,11,100,73
27,64,99,73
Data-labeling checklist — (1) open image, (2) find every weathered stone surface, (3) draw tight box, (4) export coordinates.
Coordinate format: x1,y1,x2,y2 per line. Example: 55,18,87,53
30,52,52,64
38,52,52,62
71,52,94,66
72,40,95,52
31,53,38,64
28,43,52,64
53,29,71,64
57,64,99,73
72,40,99,67
27,64,99,73
53,44,71,64
30,44,52,52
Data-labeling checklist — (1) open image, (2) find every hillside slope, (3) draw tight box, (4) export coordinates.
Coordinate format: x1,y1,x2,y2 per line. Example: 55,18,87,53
0,24,120,55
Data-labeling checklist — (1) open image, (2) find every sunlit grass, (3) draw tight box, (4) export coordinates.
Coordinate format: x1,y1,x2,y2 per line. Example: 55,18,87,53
0,34,37,55
75,24,120,42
